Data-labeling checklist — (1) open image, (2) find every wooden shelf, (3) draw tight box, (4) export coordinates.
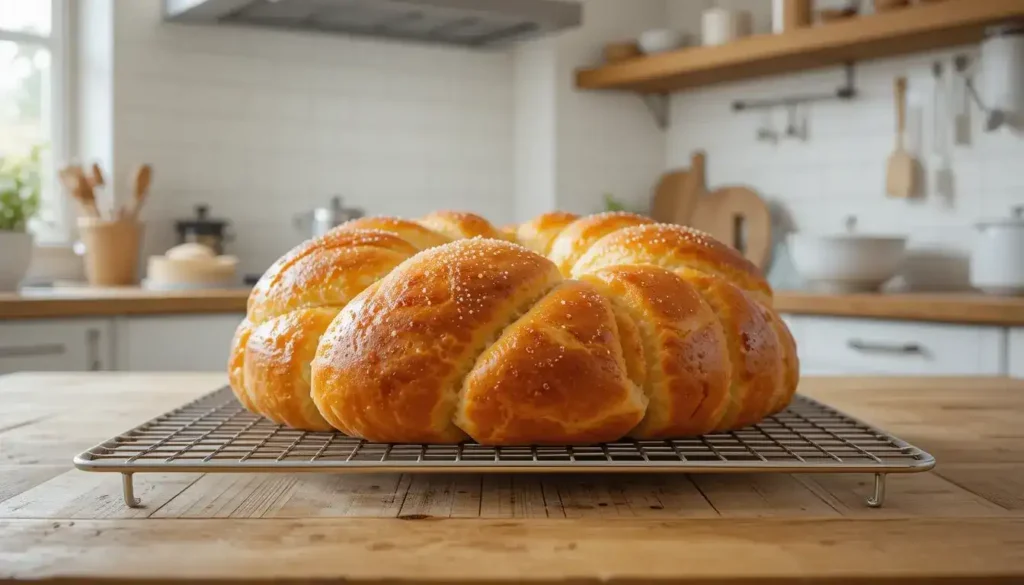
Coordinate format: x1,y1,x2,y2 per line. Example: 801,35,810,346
575,0,1024,94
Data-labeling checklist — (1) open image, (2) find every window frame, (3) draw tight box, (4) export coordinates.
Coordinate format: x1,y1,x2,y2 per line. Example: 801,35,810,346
0,0,73,242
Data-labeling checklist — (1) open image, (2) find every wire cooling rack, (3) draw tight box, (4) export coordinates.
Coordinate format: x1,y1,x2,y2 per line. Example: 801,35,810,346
75,386,934,509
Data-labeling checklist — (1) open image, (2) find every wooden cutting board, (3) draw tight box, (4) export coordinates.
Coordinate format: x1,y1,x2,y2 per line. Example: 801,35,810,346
690,185,772,269
649,151,706,226
675,151,705,226
650,171,689,223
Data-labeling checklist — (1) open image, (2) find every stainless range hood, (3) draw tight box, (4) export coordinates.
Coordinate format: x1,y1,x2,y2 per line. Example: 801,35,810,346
163,0,582,48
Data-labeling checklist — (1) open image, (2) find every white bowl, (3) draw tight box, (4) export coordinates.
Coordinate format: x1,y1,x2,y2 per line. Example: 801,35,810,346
638,29,685,54
788,233,908,294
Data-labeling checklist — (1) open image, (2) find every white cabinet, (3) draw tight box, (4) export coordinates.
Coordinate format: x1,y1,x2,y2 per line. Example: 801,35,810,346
1009,328,1024,378
116,314,243,372
782,315,1006,376
0,319,114,374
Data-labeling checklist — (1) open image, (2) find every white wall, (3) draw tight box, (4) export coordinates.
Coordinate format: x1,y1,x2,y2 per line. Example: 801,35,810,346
75,0,115,180
666,0,1024,290
513,38,558,221
511,0,668,221
552,0,667,217
108,0,514,275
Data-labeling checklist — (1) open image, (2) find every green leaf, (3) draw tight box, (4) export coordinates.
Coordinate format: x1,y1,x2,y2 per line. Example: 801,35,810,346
0,144,45,232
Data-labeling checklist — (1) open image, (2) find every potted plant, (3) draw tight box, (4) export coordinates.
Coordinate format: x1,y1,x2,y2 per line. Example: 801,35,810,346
0,146,42,291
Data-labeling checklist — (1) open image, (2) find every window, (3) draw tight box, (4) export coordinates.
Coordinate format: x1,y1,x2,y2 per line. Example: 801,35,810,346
0,0,69,240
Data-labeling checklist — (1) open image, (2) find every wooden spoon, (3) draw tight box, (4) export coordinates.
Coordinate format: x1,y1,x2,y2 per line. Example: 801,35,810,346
75,166,102,218
58,167,86,215
89,163,114,217
61,165,100,218
886,77,915,198
89,163,105,188
130,164,153,220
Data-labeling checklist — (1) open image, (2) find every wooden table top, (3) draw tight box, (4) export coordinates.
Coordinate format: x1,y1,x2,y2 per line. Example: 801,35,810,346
3,288,1024,325
1,373,1023,584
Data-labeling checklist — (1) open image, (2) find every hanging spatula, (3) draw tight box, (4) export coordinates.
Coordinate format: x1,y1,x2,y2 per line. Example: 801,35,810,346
886,77,916,198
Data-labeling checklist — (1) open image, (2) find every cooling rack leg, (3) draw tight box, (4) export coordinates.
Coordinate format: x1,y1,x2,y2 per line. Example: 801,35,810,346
866,473,886,508
122,473,142,508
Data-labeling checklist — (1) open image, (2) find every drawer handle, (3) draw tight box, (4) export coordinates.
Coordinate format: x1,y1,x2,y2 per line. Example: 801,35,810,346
0,343,67,359
847,339,923,355
86,328,102,371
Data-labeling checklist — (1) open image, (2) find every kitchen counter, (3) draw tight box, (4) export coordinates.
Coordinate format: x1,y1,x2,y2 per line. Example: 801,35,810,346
3,287,1024,326
775,291,1024,326
1,373,1022,584
0,287,249,319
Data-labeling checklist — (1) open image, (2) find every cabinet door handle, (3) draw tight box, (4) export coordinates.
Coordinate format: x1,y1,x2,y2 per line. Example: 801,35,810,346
0,343,66,358
86,328,102,371
847,339,923,354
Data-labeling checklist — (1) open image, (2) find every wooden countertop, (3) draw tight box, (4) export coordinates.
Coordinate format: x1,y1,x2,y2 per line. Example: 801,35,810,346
3,287,1024,326
1,373,1022,584
775,291,1024,326
0,287,249,319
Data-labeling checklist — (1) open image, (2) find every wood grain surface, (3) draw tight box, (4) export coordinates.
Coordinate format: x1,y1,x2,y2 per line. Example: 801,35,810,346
575,0,1024,93
0,288,249,319
6,288,1024,326
0,288,247,319
773,291,1024,326
1,373,1023,583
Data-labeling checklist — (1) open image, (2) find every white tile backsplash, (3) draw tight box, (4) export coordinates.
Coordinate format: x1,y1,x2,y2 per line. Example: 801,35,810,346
663,0,1024,289
81,0,1023,289
108,0,514,275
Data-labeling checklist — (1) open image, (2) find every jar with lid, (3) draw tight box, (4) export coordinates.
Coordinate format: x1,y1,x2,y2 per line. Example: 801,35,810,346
294,196,364,239
175,205,231,255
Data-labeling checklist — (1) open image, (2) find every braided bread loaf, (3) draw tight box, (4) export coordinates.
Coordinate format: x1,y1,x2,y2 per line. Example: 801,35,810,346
228,210,798,445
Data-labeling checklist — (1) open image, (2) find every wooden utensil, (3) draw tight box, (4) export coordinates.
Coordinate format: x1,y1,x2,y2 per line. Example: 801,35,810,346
89,163,105,188
72,166,95,212
130,164,153,220
886,77,916,198
89,162,115,218
60,165,101,218
690,185,772,269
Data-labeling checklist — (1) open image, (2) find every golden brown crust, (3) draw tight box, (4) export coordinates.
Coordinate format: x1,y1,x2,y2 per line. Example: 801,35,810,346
582,266,731,438
678,270,782,432
247,229,419,324
609,302,646,391
571,223,772,304
418,211,506,242
548,212,654,276
457,280,647,445
333,216,451,250
311,239,563,443
765,309,800,414
244,308,338,431
232,210,799,442
499,224,519,243
228,318,257,412
515,211,580,256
